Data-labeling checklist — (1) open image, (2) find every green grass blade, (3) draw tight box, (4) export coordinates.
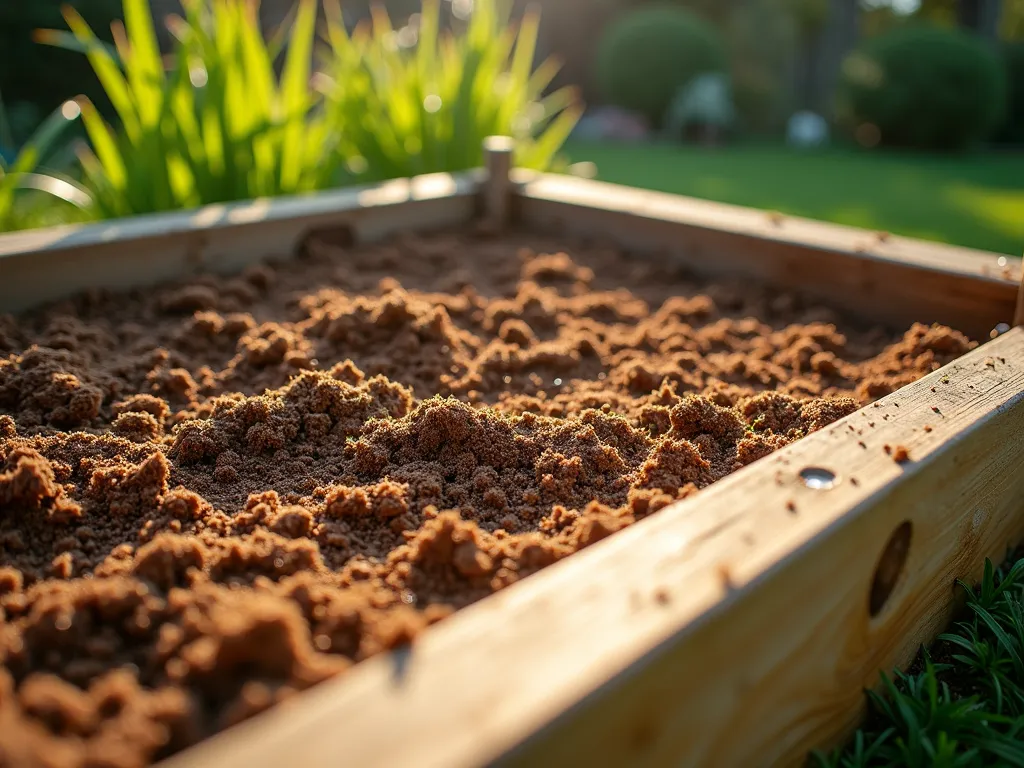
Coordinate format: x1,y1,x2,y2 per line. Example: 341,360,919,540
77,100,128,216
122,0,166,128
449,45,483,170
518,103,582,170
43,6,141,142
77,100,127,193
0,118,89,227
279,0,316,191
526,57,562,101
30,28,120,60
12,102,81,173
235,0,278,196
77,147,120,218
323,0,351,52
417,0,441,169
972,603,1024,675
528,85,581,135
498,5,539,130
973,736,1024,763
417,0,440,77
264,0,298,63
167,50,211,194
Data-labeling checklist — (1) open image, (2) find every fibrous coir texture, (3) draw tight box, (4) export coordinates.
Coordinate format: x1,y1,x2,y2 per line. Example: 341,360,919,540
0,230,975,766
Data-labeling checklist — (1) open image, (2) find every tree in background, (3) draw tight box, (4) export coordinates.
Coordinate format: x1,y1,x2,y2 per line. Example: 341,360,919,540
727,0,803,132
839,23,1007,149
788,0,831,108
806,0,862,116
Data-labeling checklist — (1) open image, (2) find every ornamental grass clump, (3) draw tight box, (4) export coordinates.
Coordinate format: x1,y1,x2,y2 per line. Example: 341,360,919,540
37,0,341,218
818,556,1024,767
0,94,87,232
318,0,581,182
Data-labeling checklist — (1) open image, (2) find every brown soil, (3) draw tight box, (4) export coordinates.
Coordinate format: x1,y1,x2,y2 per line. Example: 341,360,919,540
0,229,975,767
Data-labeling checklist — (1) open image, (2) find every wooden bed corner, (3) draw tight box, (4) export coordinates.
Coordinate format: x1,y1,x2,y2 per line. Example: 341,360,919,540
3,142,1022,768
163,327,1024,768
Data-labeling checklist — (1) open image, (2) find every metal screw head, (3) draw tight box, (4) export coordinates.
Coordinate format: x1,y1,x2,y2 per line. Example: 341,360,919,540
799,467,837,490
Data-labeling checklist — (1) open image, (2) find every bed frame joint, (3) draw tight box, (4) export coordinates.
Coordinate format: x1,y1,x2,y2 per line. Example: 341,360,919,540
1015,257,1024,326
482,136,514,233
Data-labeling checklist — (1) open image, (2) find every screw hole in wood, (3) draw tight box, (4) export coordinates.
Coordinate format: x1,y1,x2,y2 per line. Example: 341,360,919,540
869,521,913,617
799,467,837,490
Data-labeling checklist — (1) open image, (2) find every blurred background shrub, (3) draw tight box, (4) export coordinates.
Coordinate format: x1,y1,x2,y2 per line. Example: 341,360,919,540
838,24,1008,150
595,5,726,127
995,40,1024,142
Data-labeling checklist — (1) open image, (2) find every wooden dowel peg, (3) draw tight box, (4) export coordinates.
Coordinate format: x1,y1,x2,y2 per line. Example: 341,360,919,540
1015,257,1024,326
482,135,514,232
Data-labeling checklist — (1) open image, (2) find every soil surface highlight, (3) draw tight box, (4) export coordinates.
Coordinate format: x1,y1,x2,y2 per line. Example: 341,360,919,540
0,229,975,766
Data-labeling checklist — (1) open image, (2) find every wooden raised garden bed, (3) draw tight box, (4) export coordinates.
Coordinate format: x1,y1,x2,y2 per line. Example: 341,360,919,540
1,140,1023,768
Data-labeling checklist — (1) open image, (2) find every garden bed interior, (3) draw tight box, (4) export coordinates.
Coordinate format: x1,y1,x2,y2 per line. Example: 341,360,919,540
1,170,1023,768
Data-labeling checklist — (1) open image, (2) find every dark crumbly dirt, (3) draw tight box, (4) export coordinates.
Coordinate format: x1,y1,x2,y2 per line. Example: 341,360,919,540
0,229,975,766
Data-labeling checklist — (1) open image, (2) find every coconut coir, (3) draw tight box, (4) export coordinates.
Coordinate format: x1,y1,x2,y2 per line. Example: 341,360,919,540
0,229,974,766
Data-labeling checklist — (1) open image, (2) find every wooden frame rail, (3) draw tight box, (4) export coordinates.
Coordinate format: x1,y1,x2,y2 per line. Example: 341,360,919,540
2,164,1018,339
163,328,1024,768
1,153,1021,767
0,172,480,314
514,173,1019,341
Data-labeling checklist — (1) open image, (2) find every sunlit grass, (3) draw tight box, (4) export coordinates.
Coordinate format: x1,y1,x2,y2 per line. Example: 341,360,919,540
0,96,88,232
566,141,1024,255
817,555,1024,768
26,0,580,223
945,185,1024,244
36,0,340,218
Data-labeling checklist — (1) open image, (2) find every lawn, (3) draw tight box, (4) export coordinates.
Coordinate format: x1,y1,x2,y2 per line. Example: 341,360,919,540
565,142,1024,256
819,554,1024,767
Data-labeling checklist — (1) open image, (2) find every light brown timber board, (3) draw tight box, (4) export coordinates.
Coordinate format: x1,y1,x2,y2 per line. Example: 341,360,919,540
515,174,1020,341
161,327,1024,768
1,168,1018,339
1016,267,1024,326
1,167,1021,766
0,173,480,314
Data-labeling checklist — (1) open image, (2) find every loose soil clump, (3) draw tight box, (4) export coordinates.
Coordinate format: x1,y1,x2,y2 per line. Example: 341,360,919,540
0,229,975,766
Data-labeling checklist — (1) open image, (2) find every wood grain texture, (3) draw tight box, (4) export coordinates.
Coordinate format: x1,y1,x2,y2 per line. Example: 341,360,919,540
515,174,1019,341
0,173,478,314
4,167,1021,766
161,328,1024,768
1016,268,1024,327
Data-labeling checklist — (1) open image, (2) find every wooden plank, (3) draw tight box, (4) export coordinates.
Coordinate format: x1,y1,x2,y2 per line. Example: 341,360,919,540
4,161,1021,765
0,172,479,314
1016,266,1024,327
161,327,1024,768
514,174,1019,341
482,136,514,232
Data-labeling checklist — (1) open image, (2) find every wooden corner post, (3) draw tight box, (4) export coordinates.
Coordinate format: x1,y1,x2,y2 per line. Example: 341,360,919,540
1015,256,1024,326
482,136,514,232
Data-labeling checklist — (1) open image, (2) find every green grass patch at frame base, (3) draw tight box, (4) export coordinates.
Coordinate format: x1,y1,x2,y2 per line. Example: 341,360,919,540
817,554,1024,768
564,141,1024,257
